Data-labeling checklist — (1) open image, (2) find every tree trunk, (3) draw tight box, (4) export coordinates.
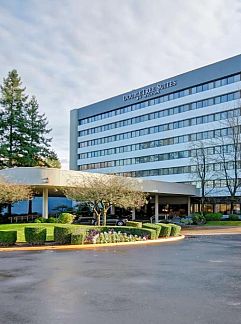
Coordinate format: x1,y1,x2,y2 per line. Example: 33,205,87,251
200,197,205,216
7,204,12,217
103,210,107,226
97,213,101,226
230,199,234,215
28,199,32,215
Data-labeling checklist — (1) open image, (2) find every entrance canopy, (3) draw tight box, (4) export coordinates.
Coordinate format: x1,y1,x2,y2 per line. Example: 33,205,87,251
0,167,199,221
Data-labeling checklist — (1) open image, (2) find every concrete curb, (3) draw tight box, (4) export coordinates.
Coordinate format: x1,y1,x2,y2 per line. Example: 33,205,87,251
0,235,185,252
184,232,241,236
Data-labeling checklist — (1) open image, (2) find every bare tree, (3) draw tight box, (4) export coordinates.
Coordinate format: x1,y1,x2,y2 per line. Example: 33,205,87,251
63,173,148,226
214,107,241,213
190,141,216,214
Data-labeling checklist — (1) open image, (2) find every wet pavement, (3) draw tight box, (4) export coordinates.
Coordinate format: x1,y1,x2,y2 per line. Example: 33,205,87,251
1,235,241,324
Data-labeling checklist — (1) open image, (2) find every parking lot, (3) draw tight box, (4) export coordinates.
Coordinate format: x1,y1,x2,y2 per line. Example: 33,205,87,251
1,235,241,324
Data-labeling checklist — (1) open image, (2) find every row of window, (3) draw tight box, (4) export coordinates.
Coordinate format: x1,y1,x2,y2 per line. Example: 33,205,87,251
78,103,240,148
79,91,240,137
79,73,241,126
78,144,236,171
190,179,234,188
79,128,234,159
114,162,241,178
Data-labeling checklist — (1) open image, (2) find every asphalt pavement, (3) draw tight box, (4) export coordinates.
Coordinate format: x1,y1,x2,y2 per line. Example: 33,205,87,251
1,235,241,324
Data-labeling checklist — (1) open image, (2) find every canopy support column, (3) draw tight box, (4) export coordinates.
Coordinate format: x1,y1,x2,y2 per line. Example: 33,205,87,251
42,187,48,219
155,194,159,223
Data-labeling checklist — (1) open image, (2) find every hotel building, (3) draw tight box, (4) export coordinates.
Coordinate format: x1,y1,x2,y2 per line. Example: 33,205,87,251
70,55,241,214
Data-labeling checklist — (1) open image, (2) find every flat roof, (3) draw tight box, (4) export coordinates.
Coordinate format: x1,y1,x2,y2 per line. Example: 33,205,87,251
73,54,241,119
0,167,199,197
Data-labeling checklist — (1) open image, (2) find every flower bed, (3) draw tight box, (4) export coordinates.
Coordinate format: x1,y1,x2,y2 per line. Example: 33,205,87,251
0,223,182,247
85,228,148,244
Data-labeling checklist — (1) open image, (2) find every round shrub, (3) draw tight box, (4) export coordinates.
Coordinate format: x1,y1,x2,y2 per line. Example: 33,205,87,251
54,226,73,244
25,227,47,245
169,224,181,237
229,214,240,221
71,233,86,245
191,213,206,225
159,224,171,237
58,213,74,224
0,230,17,246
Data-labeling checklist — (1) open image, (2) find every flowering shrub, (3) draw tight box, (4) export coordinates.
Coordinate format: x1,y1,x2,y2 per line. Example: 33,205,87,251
180,218,193,225
85,229,100,244
85,228,149,244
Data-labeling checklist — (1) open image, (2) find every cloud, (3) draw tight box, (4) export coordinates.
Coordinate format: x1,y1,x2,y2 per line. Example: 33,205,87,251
0,0,240,169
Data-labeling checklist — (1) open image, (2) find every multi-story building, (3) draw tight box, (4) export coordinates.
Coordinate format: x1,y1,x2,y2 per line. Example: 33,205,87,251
70,54,241,214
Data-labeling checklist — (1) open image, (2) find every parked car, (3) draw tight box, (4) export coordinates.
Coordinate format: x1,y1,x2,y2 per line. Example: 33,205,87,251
92,214,131,226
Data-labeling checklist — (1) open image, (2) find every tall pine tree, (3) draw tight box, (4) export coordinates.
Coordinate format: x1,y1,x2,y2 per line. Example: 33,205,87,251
0,70,60,169
0,70,28,168
23,95,58,167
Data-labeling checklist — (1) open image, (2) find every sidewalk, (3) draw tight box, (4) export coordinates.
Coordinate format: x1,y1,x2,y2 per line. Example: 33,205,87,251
182,226,241,236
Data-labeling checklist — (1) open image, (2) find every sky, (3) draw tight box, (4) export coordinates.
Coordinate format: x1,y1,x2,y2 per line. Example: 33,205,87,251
0,0,240,169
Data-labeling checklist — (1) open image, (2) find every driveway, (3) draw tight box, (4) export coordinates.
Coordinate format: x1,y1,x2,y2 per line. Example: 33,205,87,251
1,235,241,324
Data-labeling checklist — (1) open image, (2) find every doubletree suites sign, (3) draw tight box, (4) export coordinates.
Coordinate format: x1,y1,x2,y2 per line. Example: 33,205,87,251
123,80,177,102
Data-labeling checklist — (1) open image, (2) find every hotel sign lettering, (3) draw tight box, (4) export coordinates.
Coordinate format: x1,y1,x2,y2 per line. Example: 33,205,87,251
123,80,177,102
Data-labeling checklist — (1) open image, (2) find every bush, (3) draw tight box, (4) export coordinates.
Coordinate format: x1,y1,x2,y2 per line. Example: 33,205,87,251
191,213,206,225
229,214,240,221
58,213,74,224
125,221,142,228
159,224,171,237
204,213,222,221
46,217,59,223
0,230,17,246
169,224,181,237
25,227,47,245
180,218,193,225
54,226,73,244
34,217,46,223
143,223,161,238
71,233,86,245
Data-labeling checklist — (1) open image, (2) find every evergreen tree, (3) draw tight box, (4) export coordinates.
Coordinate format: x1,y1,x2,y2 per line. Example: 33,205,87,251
0,71,61,169
0,70,28,168
23,95,58,167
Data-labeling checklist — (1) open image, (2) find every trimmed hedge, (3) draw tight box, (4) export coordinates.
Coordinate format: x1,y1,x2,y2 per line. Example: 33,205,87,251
54,226,87,244
71,233,86,245
25,227,47,245
143,223,161,238
58,213,74,224
159,224,171,237
54,226,74,244
0,230,17,246
126,221,142,228
52,224,157,245
169,224,181,237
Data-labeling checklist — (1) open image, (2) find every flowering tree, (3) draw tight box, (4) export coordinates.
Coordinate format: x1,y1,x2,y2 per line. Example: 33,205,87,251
64,174,148,225
0,177,32,213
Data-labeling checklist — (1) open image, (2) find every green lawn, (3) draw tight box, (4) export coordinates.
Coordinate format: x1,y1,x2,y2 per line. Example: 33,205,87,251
204,221,241,226
0,223,84,242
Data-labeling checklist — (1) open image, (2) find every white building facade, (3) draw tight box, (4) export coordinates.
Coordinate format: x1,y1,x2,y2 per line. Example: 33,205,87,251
70,55,241,213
